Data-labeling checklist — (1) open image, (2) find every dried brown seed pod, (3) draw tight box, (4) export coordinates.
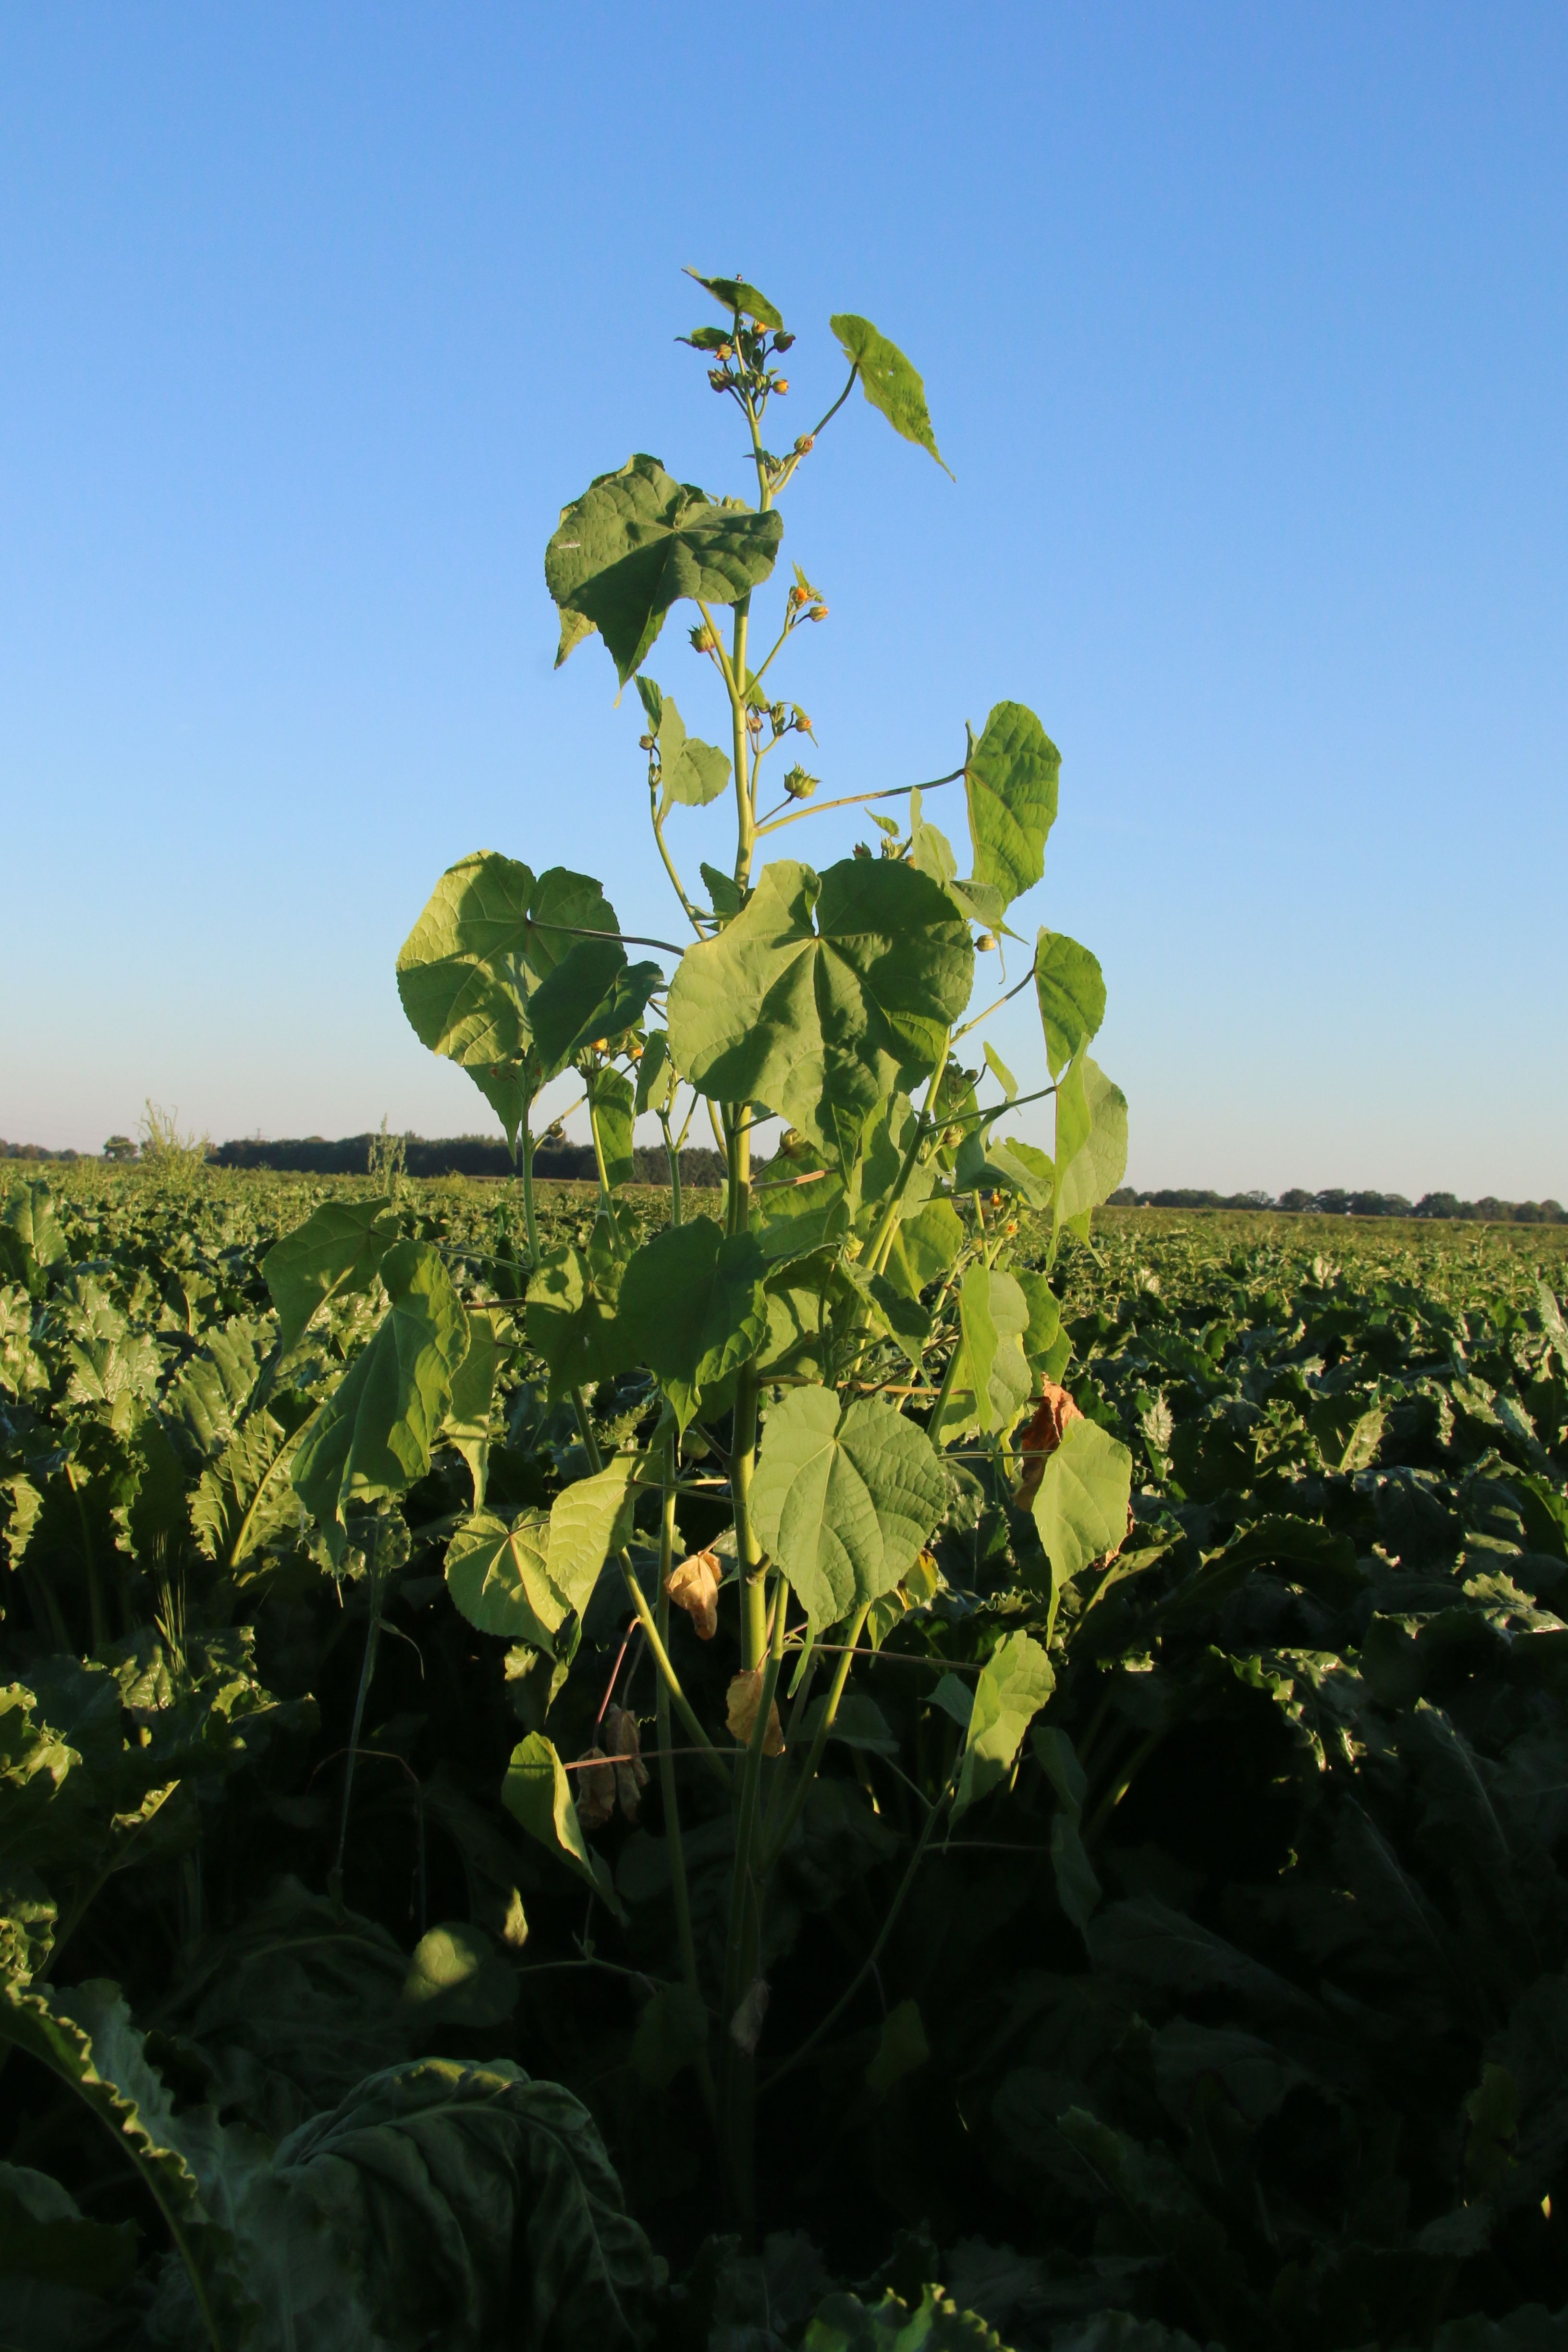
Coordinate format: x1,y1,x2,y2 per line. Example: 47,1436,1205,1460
603,1704,649,1822
1013,1380,1085,1510
665,1549,722,1641
725,1667,784,1756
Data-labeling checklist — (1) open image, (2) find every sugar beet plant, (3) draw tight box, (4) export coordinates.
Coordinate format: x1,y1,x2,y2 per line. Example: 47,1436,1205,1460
275,273,1130,2218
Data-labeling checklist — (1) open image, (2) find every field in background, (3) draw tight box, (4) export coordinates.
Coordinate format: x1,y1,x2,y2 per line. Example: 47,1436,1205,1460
37,1156,1568,1314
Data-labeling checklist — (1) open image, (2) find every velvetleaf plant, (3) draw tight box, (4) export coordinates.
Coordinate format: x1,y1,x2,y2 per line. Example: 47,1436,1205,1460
271,270,1133,2222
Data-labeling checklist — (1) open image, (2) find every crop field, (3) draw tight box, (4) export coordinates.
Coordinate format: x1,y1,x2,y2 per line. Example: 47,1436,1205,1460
8,269,1568,2352
4,1162,1568,2352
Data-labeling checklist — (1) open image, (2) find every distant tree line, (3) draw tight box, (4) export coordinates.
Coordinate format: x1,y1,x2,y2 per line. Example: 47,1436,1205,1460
1107,1186,1568,1224
2,1137,1560,1222
205,1133,732,1188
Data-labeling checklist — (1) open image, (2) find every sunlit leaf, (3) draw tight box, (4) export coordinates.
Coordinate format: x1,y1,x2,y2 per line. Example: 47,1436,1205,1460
751,1385,948,1632
292,1242,469,1561
445,1509,565,1649
616,1217,768,1428
667,858,972,1172
545,453,783,685
965,703,1060,909
952,1630,1054,1825
1034,930,1106,1080
830,315,951,476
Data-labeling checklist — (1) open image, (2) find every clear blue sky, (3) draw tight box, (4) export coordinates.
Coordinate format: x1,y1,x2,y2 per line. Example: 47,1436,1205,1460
3,3,1564,1197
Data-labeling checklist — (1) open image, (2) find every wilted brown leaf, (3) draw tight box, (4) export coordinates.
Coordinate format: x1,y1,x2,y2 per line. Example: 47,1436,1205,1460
603,1703,650,1822
666,1548,722,1640
1014,1381,1085,1509
725,1667,784,1755
573,1745,616,1829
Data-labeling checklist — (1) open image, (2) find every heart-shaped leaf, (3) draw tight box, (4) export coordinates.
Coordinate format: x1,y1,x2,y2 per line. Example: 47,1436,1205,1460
527,939,663,1071
396,855,618,1142
616,1217,769,1429
545,454,783,685
667,858,972,1170
263,1196,398,1354
751,1386,948,1631
445,1509,566,1649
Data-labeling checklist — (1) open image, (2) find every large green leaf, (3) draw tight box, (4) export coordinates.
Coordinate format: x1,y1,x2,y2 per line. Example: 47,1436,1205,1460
0,1980,252,2346
615,1217,768,1427
931,1267,1032,1445
750,1386,948,1631
293,1242,469,1561
396,855,617,1142
965,703,1060,909
275,2060,655,2352
545,453,783,685
1034,930,1106,1079
189,1404,309,1573
1031,1417,1132,1583
502,1733,623,1915
528,939,663,1072
952,1630,1055,1825
1054,1054,1129,1234
442,1306,500,1510
526,1244,627,1400
446,1509,566,1649
0,1180,67,1294
829,315,952,477
273,2058,655,2350
881,1195,964,1301
262,1196,398,1354
667,858,973,1169
546,1458,638,1617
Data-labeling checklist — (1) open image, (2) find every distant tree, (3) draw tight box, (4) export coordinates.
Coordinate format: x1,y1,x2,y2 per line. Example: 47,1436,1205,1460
1414,1192,1460,1219
1277,1189,1314,1213
102,1135,138,1162
1314,1189,1351,1216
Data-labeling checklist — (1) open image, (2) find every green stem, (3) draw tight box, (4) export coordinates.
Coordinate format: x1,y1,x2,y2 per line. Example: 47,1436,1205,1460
329,1567,387,1910
865,1034,952,1280
586,1080,623,1247
659,1110,683,1226
755,765,967,838
721,1569,788,2240
650,789,707,936
657,1435,716,2121
1083,1728,1165,1847
568,1386,603,1473
762,1601,870,1872
518,1115,539,1269
617,1548,729,1787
